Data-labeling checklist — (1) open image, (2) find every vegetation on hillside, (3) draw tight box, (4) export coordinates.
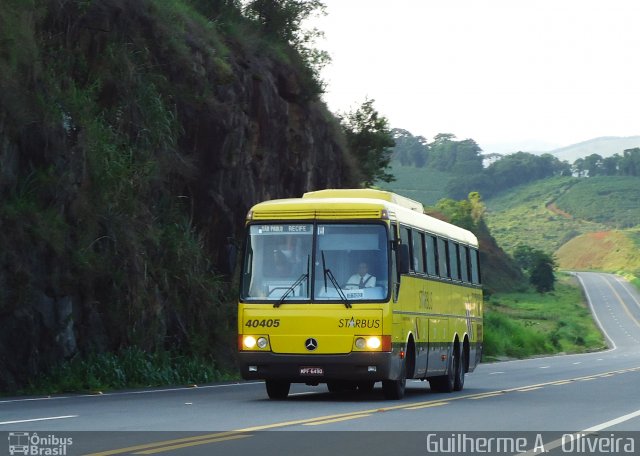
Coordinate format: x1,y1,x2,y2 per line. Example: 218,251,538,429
0,0,397,393
554,176,640,228
556,230,640,276
376,164,452,206
484,177,609,254
484,274,606,360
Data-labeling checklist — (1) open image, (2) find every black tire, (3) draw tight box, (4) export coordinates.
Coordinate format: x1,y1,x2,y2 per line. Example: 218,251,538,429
265,380,290,399
454,346,466,391
429,346,455,393
382,360,406,400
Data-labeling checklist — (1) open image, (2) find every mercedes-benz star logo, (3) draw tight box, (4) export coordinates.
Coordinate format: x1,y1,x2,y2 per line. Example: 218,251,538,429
305,338,318,351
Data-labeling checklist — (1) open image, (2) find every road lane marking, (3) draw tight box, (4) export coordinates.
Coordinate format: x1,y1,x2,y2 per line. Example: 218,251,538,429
85,432,251,456
406,402,448,410
303,414,371,426
469,392,503,400
584,407,640,431
133,434,252,454
517,407,640,455
517,387,543,392
553,380,572,385
0,382,264,404
488,371,504,375
0,415,78,425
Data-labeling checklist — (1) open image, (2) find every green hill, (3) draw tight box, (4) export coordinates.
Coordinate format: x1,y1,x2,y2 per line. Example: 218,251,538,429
485,178,602,254
556,230,640,275
376,163,452,206
554,176,640,228
483,176,640,254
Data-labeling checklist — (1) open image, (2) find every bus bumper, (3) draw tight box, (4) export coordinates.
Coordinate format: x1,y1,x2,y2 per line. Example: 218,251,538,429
238,351,402,383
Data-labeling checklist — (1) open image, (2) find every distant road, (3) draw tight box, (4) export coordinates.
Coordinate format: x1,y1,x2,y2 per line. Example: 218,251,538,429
2,272,640,455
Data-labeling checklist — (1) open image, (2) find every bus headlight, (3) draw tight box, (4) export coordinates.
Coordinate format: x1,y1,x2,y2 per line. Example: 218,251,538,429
355,337,367,349
257,337,268,349
366,337,382,349
243,336,257,349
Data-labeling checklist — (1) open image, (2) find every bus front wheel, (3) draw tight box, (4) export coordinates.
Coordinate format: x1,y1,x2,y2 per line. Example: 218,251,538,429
265,380,290,400
382,360,406,400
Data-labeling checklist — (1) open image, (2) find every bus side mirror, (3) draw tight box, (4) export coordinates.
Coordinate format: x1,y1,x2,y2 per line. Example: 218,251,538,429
398,244,410,275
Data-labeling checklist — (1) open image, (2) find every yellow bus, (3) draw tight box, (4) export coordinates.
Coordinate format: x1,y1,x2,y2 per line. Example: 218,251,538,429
238,189,483,400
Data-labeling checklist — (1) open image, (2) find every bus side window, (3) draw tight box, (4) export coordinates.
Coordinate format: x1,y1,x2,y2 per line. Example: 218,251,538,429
426,234,438,276
448,240,460,281
437,237,449,278
470,248,481,285
412,230,425,274
459,245,470,283
400,226,412,271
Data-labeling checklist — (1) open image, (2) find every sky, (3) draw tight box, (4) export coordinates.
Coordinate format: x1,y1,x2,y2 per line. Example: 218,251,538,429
310,0,640,154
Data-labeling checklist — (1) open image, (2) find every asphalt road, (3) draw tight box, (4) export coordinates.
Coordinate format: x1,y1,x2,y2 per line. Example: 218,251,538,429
2,272,640,455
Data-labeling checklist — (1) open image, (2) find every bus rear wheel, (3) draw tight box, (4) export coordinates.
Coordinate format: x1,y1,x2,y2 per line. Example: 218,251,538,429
265,380,290,399
454,347,466,391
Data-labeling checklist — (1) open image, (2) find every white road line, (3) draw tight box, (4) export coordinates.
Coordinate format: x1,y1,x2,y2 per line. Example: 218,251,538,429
518,408,640,455
0,415,78,425
584,408,640,431
0,382,264,404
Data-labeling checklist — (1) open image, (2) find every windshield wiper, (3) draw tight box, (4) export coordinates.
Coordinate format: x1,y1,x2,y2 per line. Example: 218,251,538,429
321,251,351,308
275,256,310,308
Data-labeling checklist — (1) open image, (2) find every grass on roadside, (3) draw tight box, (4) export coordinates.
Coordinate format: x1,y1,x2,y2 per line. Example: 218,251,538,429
19,347,237,396
483,273,606,361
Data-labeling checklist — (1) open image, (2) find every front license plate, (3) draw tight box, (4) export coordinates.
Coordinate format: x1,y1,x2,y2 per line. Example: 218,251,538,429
300,367,324,376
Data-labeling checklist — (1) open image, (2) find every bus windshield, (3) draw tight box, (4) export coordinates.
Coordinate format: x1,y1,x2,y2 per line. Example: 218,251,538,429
241,223,389,302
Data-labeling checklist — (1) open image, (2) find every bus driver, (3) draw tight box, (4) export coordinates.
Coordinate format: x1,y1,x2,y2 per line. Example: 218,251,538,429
346,262,376,289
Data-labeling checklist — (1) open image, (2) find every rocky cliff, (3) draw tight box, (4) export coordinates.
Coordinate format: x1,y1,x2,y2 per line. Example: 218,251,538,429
0,0,358,391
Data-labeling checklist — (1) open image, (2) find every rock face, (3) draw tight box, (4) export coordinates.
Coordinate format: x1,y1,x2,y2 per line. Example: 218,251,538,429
0,0,358,391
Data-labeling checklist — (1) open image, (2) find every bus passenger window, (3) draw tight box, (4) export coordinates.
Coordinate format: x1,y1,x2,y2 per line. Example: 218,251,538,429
437,238,449,278
470,248,481,285
448,241,459,281
459,245,470,283
426,235,438,276
412,231,425,274
400,226,412,271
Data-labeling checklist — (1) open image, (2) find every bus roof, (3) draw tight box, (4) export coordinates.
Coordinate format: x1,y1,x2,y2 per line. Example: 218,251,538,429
248,189,478,247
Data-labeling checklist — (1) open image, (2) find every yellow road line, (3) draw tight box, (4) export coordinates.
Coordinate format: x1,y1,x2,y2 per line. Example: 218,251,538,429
133,435,251,455
303,414,371,426
84,431,247,456
469,392,504,400
406,402,448,410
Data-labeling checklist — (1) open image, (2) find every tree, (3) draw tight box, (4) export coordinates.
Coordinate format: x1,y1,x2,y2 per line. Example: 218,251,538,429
244,0,330,91
341,99,395,186
391,129,429,167
530,256,556,293
513,245,556,293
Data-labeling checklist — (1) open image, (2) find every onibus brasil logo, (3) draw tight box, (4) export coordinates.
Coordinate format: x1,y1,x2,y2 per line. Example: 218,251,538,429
8,432,73,456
